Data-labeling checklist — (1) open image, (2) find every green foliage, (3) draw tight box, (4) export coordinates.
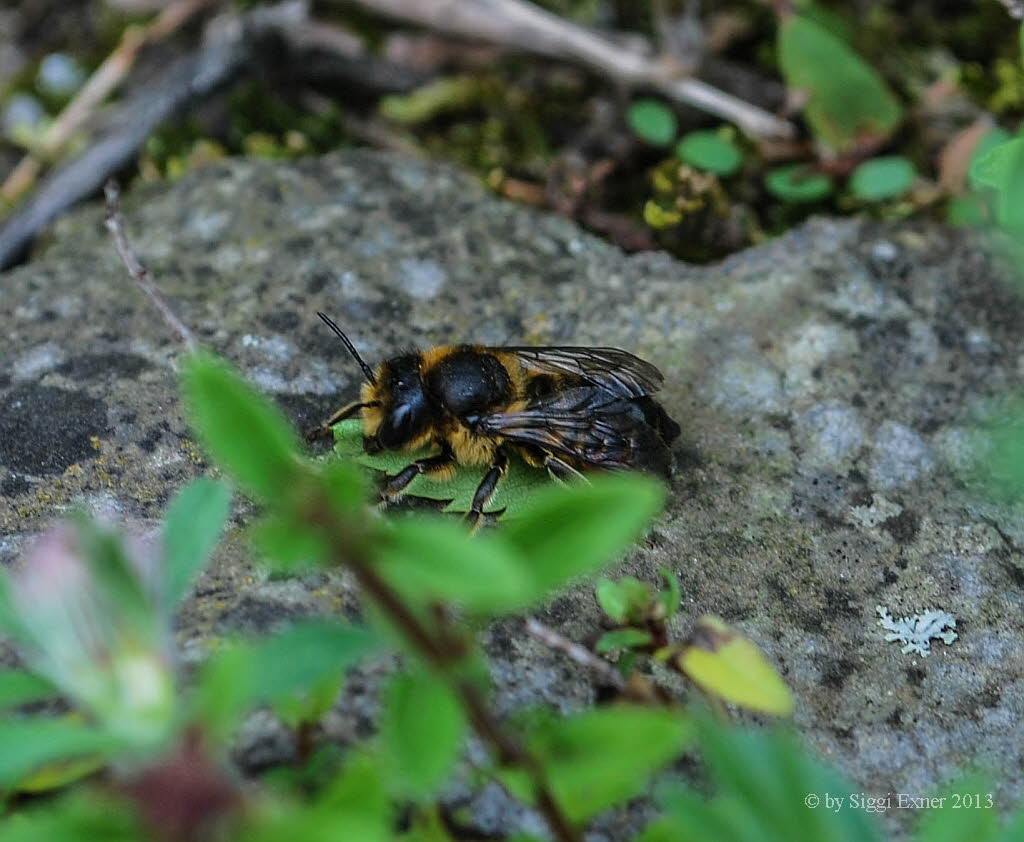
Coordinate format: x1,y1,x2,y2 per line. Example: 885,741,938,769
380,76,481,125
777,14,902,154
0,668,56,710
507,706,693,823
333,419,545,517
379,671,466,798
849,156,917,201
499,473,664,597
0,719,119,789
162,478,231,609
182,352,303,502
627,98,678,147
196,620,378,743
971,136,1024,232
765,164,834,203
675,130,743,176
638,720,885,842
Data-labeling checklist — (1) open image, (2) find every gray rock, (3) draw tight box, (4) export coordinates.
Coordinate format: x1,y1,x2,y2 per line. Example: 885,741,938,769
2,151,1024,838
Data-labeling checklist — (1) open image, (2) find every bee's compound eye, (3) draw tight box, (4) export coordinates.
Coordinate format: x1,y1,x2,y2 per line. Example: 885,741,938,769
377,401,425,449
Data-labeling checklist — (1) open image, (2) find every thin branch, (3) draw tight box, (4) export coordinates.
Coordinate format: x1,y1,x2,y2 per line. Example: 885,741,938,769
1,0,221,204
524,618,625,690
346,0,795,139
104,180,197,351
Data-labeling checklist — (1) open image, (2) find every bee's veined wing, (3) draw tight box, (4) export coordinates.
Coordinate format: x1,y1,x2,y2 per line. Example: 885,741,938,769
497,346,665,398
474,386,673,477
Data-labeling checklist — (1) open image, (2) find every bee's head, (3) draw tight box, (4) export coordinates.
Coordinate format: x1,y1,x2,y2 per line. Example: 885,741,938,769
370,354,431,450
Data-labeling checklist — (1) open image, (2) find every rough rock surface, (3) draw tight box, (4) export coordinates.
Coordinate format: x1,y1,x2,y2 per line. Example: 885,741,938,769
2,150,1024,837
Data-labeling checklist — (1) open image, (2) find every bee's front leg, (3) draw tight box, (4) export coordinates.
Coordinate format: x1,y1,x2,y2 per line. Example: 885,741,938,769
380,443,456,505
465,449,510,531
304,400,376,443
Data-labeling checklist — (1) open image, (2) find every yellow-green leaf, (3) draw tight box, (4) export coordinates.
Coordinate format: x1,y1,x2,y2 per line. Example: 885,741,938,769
677,616,794,716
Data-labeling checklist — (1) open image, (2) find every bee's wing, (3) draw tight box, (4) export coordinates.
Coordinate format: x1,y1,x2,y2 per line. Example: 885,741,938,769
475,386,673,476
497,346,664,398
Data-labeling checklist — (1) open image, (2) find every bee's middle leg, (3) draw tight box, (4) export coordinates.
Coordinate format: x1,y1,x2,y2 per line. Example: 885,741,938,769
380,443,456,503
465,449,510,530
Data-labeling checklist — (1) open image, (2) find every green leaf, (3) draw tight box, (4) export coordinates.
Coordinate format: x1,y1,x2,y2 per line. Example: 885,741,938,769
675,130,743,176
596,578,630,624
0,670,57,711
379,517,533,613
765,164,833,203
380,76,479,125
380,671,466,798
966,129,1013,191
181,352,303,501
910,775,999,842
849,156,916,201
501,474,664,603
162,478,231,609
522,706,692,823
196,620,377,742
333,419,545,518
13,754,106,794
595,628,653,654
677,616,794,716
627,99,678,147
648,719,885,842
657,566,681,618
0,719,117,787
250,513,330,571
777,14,902,154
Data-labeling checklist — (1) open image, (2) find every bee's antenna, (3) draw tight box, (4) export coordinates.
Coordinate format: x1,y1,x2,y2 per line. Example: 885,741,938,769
317,312,377,386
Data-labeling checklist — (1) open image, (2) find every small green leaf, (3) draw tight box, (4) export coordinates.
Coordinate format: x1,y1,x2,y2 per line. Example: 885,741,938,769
13,754,106,794
910,775,1000,842
380,76,479,125
380,671,466,798
627,99,678,147
595,628,653,654
778,14,902,154
379,518,533,613
657,567,681,618
0,670,57,711
849,156,916,201
333,419,545,518
522,706,692,822
250,513,330,571
675,130,743,176
677,616,794,716
196,620,377,742
501,474,664,603
162,478,231,609
0,719,118,787
181,352,303,501
765,164,833,203
596,578,630,624
966,129,1013,190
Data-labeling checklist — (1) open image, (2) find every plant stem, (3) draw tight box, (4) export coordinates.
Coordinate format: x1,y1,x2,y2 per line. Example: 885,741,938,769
330,523,582,842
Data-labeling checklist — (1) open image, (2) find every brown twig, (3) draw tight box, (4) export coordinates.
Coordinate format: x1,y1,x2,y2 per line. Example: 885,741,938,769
1,0,222,205
345,0,795,139
524,618,625,690
104,180,198,351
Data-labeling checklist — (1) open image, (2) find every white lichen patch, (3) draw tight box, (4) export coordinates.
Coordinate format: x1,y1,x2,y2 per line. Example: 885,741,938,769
876,606,958,657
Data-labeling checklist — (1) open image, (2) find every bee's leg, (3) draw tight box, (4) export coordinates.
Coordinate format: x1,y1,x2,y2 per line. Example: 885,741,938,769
380,443,456,504
304,400,377,443
465,449,510,531
542,453,587,485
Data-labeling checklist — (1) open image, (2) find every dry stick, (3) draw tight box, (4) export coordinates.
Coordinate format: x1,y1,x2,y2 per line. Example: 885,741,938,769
1,0,221,204
346,0,795,139
524,618,625,690
104,180,197,351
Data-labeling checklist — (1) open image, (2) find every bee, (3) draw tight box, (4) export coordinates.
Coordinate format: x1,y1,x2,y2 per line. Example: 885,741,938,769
307,312,680,526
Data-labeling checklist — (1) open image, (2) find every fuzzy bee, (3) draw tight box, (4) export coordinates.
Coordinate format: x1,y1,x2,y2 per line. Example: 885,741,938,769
307,312,680,526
